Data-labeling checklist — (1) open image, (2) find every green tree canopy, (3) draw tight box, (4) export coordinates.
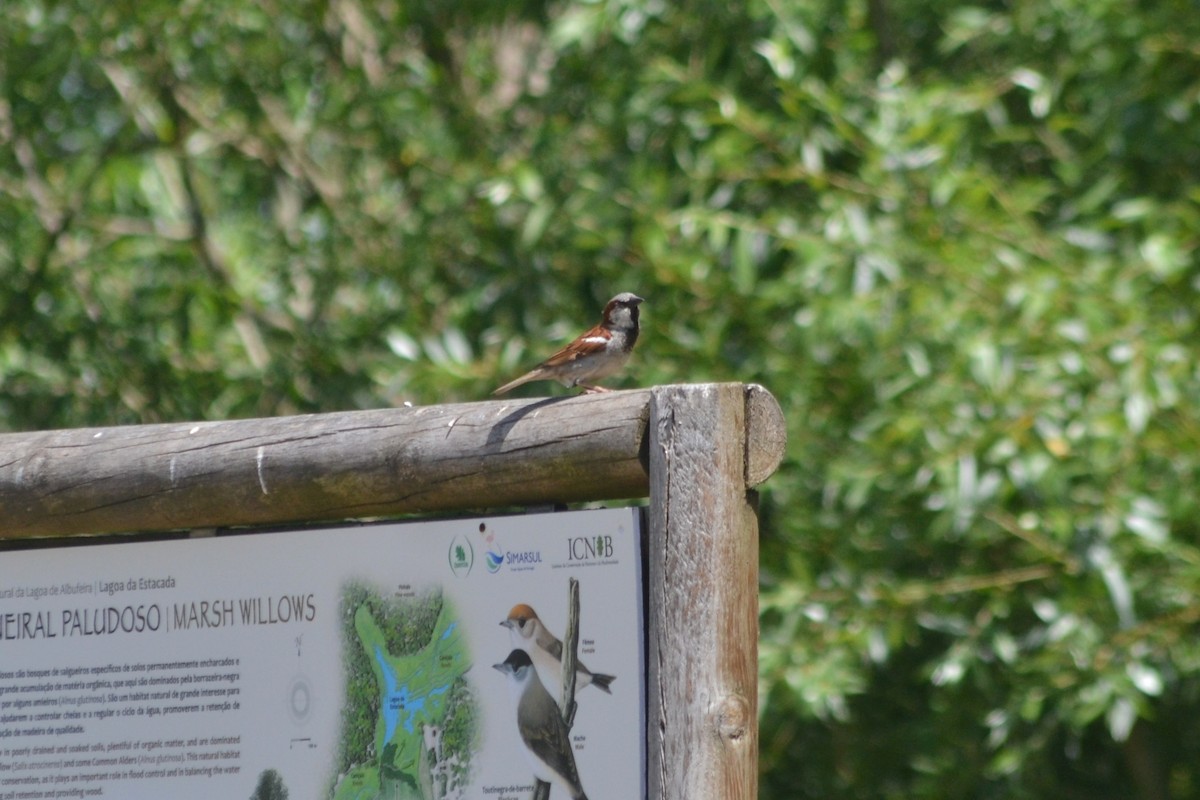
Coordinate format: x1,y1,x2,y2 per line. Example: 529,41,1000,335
249,768,288,800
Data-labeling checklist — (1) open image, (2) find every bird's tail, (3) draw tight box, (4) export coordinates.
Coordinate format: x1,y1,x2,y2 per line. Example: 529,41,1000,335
492,370,538,396
590,672,616,694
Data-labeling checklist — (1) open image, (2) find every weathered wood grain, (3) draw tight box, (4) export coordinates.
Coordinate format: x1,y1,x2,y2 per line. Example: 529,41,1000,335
0,391,652,538
745,383,786,488
647,383,760,800
0,384,784,540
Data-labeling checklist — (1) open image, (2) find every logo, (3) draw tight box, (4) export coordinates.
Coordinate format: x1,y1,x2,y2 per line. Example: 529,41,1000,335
448,535,474,578
475,522,504,573
567,535,615,562
471,521,544,573
505,550,543,569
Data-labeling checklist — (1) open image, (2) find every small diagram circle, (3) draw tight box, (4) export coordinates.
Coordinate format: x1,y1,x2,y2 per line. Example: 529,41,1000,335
288,675,313,725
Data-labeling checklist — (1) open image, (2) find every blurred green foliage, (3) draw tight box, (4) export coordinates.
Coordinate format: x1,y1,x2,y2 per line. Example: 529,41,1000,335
3,0,1200,797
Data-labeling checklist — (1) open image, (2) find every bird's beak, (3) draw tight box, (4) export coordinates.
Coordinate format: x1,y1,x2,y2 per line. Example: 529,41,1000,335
499,619,513,629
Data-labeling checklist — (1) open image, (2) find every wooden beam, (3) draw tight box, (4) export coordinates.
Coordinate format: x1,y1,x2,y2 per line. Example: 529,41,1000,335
0,384,783,541
647,383,764,800
0,392,648,538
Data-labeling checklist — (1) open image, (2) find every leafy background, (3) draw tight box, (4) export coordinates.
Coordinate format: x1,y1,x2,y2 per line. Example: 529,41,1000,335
3,0,1199,797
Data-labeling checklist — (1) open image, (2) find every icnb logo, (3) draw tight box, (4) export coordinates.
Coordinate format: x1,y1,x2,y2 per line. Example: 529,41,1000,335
448,536,474,578
567,535,614,561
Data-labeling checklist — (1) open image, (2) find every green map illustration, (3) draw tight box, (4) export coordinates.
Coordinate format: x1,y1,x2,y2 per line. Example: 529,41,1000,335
330,584,477,800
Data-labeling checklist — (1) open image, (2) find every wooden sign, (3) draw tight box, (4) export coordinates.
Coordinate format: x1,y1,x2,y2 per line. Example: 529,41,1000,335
0,383,785,800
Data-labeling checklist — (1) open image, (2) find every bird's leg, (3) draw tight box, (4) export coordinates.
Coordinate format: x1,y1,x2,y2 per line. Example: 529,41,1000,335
578,384,612,394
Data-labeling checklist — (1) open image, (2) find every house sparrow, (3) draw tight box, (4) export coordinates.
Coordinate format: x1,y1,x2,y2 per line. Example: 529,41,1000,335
494,649,590,800
493,292,644,396
501,603,614,704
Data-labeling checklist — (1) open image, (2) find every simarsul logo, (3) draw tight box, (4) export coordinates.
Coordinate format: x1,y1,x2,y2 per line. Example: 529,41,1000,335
477,521,505,573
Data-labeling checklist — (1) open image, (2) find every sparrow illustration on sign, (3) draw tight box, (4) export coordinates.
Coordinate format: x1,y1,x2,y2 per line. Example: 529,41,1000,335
494,649,590,800
501,603,614,704
492,292,644,395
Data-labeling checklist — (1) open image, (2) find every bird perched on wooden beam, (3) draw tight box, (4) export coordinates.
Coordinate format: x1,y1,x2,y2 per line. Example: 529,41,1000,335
493,293,644,396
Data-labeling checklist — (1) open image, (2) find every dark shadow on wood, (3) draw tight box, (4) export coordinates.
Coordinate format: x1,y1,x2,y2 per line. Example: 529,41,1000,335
486,396,569,450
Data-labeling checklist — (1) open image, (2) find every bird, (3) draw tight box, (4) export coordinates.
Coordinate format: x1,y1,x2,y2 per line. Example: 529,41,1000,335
494,649,590,800
501,603,614,705
493,292,644,395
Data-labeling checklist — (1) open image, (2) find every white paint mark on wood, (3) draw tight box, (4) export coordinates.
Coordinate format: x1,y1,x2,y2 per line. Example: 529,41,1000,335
256,446,269,495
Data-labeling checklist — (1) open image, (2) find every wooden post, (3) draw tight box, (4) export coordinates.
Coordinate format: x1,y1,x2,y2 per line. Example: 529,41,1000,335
647,384,777,800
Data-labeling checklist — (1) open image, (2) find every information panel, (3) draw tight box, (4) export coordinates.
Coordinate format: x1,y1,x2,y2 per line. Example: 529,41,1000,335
0,507,643,800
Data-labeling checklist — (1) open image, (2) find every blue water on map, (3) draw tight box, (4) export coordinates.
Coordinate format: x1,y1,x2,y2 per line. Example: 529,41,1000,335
375,646,402,741
374,645,455,739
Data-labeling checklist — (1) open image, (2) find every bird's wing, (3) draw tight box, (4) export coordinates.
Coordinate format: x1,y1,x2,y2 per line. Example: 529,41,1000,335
522,685,583,791
545,637,563,660
538,329,610,368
